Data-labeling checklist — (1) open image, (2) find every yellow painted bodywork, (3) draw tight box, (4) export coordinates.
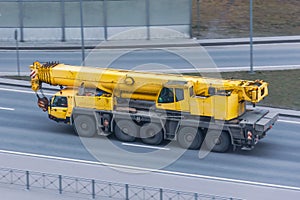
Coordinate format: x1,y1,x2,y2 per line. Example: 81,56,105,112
189,93,246,120
30,62,268,121
49,88,113,120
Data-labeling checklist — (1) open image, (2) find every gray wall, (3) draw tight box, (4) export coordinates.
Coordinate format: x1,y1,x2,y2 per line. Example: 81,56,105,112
0,0,192,41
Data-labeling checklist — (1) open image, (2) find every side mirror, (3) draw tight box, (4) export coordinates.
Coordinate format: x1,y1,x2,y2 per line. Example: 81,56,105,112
49,96,54,109
49,97,52,109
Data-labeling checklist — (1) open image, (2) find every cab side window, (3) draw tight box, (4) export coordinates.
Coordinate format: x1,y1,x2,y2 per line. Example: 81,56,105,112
189,86,194,97
175,88,184,102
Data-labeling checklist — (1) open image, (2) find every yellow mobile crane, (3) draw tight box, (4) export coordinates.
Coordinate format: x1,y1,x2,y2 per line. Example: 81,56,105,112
30,61,278,152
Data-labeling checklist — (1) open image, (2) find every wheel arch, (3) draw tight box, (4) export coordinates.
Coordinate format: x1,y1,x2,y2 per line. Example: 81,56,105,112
222,127,234,145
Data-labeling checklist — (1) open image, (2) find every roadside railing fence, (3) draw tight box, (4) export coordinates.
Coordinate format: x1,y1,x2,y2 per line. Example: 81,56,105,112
0,167,241,200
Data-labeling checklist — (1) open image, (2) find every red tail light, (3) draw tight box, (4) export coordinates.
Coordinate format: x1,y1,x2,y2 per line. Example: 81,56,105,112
247,131,253,140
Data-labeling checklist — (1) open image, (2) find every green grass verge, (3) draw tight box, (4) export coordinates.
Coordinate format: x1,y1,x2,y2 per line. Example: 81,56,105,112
2,69,299,110
192,0,300,38
1,76,30,81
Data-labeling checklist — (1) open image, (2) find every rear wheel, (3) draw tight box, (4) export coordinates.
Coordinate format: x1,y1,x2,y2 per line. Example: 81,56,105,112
177,127,203,150
74,115,96,137
204,130,231,153
140,123,163,145
114,120,138,142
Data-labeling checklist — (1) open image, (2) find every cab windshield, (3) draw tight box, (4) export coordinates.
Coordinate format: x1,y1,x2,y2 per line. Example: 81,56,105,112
52,96,68,107
158,88,174,103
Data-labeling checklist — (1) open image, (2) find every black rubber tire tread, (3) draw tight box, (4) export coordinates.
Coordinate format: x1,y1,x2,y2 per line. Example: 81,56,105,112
114,120,138,142
74,115,96,137
140,123,163,145
204,130,231,153
177,127,203,150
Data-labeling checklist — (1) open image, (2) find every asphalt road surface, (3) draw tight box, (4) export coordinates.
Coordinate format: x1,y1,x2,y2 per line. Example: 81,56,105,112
0,43,300,74
0,84,300,190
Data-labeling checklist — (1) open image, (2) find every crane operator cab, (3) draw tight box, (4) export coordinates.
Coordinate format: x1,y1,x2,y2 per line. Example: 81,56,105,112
156,81,192,113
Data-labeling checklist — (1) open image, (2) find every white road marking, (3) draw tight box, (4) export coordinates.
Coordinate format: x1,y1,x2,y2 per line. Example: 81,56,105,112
0,87,53,95
278,119,300,125
122,143,170,150
0,149,300,191
0,107,15,111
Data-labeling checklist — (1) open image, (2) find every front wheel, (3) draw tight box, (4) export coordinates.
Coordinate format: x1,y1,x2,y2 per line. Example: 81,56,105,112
204,130,231,153
74,115,96,137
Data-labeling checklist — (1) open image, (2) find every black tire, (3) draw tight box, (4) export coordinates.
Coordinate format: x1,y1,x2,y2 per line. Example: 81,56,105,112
177,127,203,150
140,123,163,145
114,120,138,142
74,115,96,137
204,130,231,153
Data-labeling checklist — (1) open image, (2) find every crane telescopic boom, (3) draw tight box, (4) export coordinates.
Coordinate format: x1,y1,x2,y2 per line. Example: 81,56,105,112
30,61,268,105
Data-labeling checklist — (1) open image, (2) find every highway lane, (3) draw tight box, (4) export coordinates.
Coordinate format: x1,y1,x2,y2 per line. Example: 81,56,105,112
0,42,300,74
206,43,300,68
0,50,81,73
0,85,300,189
0,86,94,160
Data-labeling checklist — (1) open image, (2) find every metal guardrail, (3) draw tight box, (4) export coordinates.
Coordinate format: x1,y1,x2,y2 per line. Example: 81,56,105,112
0,167,242,200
